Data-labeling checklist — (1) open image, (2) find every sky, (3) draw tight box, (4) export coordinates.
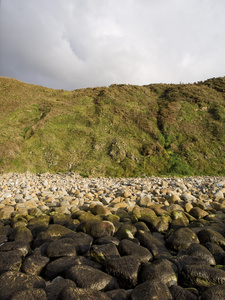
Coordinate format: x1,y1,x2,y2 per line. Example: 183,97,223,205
0,0,225,90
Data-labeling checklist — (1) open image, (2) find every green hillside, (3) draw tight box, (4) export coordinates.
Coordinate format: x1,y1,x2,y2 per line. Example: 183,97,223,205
0,76,225,177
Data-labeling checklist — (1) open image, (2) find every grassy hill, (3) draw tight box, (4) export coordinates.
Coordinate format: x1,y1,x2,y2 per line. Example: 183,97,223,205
0,76,225,177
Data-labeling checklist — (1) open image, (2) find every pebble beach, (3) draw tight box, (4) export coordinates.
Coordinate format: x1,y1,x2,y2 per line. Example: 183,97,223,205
1,173,225,299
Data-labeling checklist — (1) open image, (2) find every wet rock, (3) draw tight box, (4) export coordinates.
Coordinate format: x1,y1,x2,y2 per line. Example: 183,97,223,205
46,237,77,258
77,220,115,239
131,279,173,300
22,254,50,275
64,232,93,254
0,271,46,300
136,230,171,259
11,288,47,300
104,255,141,289
166,227,199,251
52,213,71,225
132,207,159,231
45,278,76,300
94,236,120,246
90,204,111,216
197,228,225,248
106,289,132,300
9,225,33,243
58,286,111,300
181,264,225,291
34,224,75,247
140,259,177,286
169,284,198,300
0,250,22,273
189,207,208,219
45,256,101,280
118,239,152,262
204,242,225,265
0,240,30,256
66,264,119,291
91,243,120,263
114,223,137,240
201,284,225,300
186,243,216,265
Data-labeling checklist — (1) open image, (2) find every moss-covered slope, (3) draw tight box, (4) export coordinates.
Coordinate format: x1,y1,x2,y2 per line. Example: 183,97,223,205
0,76,225,176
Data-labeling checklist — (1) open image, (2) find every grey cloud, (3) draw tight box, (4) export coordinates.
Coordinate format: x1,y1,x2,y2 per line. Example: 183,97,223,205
0,0,225,90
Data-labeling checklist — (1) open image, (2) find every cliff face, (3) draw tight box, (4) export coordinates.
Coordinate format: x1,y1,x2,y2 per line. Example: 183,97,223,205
0,76,225,176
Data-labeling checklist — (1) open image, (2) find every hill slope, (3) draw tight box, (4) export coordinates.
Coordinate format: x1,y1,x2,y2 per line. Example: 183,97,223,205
0,76,225,176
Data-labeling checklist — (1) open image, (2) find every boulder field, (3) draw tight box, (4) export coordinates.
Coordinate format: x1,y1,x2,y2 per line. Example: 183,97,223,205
0,173,225,299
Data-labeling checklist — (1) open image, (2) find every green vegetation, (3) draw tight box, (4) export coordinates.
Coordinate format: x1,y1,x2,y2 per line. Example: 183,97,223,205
0,76,225,177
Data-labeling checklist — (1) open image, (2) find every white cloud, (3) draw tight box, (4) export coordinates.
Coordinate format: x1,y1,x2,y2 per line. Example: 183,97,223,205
0,0,225,90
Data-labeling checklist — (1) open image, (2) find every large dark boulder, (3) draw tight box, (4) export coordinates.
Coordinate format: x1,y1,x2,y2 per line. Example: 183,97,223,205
181,264,225,291
0,240,30,256
140,259,178,286
201,284,225,300
106,289,132,300
118,239,152,262
169,284,198,300
136,230,171,259
91,243,120,263
0,250,22,274
204,242,225,265
197,228,225,248
0,271,46,300
46,237,77,258
11,288,47,300
58,286,111,300
77,220,115,239
45,256,101,280
45,278,76,300
186,243,216,265
66,264,119,291
22,254,50,275
166,227,199,251
131,279,173,300
104,255,141,289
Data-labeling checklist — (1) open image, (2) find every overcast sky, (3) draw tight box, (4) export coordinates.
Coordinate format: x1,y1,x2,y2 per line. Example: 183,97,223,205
0,0,225,90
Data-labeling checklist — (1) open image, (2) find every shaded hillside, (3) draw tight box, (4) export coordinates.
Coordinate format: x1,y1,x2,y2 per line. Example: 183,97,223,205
0,76,225,176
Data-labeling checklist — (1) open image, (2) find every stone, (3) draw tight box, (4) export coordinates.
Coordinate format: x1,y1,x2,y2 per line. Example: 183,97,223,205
139,194,152,207
0,240,30,256
140,259,177,286
66,264,119,291
166,227,199,251
201,284,225,300
91,243,120,263
136,230,171,259
58,286,111,300
77,220,115,239
131,279,173,300
204,242,225,265
47,237,77,258
11,288,47,300
22,254,50,275
186,243,216,266
106,289,132,300
9,225,33,243
197,228,225,248
0,250,22,273
169,284,198,300
189,207,208,219
118,239,152,262
0,271,46,300
45,256,101,280
45,278,76,300
181,264,225,291
104,255,142,289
